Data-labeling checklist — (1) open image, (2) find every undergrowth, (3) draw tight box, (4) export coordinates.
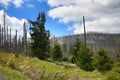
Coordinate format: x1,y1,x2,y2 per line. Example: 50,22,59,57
0,52,103,80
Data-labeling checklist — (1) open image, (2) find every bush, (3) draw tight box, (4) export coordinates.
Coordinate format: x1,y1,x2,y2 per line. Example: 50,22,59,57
15,53,19,57
76,46,94,71
107,76,118,80
94,48,113,72
116,49,120,62
52,44,63,61
106,68,120,80
104,63,112,71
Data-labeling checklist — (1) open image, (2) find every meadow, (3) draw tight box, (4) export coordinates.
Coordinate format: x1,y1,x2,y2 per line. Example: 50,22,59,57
0,52,118,80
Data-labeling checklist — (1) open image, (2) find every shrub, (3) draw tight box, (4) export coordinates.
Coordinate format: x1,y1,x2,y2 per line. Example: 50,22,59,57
116,49,120,62
107,76,118,80
106,68,120,80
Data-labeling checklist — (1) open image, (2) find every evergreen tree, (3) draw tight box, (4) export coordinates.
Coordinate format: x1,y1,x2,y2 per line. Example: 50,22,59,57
29,12,50,60
76,46,94,71
94,48,113,71
72,39,81,63
52,44,63,61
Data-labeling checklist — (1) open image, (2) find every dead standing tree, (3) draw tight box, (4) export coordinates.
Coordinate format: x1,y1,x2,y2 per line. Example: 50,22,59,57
1,27,3,46
0,10,29,54
83,16,87,46
0,25,1,46
22,22,27,55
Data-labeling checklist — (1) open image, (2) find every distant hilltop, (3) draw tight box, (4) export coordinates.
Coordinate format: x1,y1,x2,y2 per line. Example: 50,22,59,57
50,32,120,57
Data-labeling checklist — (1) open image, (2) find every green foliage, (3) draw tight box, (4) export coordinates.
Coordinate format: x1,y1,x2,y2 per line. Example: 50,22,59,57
94,48,113,72
8,61,16,69
114,61,120,73
116,49,120,62
52,44,63,61
106,68,120,80
0,65,31,80
72,39,81,63
76,46,95,71
107,76,118,80
72,39,81,57
71,40,94,71
29,12,50,60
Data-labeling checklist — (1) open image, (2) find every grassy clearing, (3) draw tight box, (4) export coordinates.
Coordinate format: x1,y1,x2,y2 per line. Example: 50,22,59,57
0,52,104,80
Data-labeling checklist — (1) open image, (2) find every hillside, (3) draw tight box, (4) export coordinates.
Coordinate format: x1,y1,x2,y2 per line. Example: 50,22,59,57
0,52,105,80
51,32,120,56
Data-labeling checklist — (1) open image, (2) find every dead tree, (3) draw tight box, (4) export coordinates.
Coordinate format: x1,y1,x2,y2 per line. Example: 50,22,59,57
3,14,6,45
9,28,11,47
18,37,22,53
7,26,8,43
2,27,3,46
83,16,87,46
0,25,1,46
23,22,27,55
15,30,18,52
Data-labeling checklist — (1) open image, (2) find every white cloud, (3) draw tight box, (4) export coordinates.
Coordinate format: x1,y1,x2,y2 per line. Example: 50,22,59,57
48,0,120,34
0,0,24,8
12,0,24,8
48,0,75,7
70,16,120,34
48,5,84,23
26,4,35,8
0,10,29,38
0,0,11,8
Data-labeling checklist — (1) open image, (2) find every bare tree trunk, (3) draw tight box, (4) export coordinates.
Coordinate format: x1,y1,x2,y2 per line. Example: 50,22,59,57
7,26,8,43
0,25,1,46
83,16,87,46
6,26,8,51
15,30,17,53
23,22,27,55
2,27,3,46
10,28,11,47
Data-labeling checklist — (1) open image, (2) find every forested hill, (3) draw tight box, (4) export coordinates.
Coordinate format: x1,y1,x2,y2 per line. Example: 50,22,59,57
51,32,120,57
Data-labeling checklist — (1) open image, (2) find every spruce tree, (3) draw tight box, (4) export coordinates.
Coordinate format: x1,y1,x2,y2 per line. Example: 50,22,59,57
94,48,113,71
76,46,94,71
72,39,81,63
52,44,63,61
29,12,50,60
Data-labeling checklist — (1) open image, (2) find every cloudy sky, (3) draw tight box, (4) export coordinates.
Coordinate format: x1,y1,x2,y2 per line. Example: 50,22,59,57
0,0,120,37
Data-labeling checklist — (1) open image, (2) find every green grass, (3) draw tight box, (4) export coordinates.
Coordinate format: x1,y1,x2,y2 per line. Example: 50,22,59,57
0,65,31,80
0,52,105,80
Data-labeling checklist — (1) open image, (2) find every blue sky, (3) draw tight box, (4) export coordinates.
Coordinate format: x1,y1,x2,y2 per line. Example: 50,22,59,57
0,0,73,37
0,0,120,37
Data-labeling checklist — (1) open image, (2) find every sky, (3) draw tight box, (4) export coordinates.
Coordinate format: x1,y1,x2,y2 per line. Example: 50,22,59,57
0,0,120,37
